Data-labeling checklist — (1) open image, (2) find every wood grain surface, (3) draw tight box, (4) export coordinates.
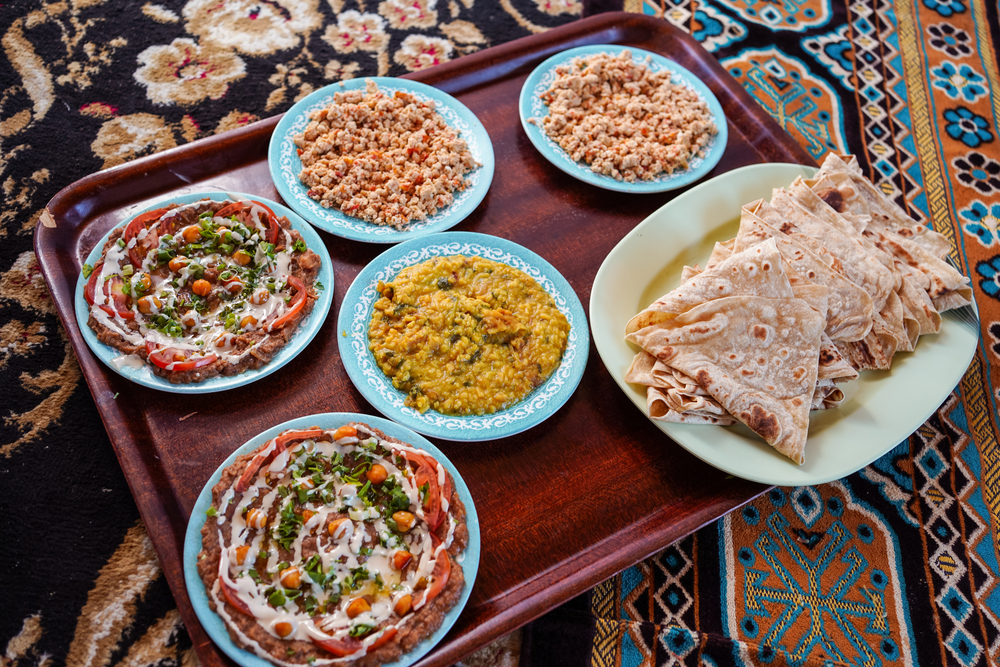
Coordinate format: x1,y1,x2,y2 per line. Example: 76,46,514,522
36,13,815,667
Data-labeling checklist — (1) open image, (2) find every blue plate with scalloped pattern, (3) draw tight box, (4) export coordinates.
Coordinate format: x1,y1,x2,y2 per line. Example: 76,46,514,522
337,232,589,441
269,78,494,244
519,45,727,193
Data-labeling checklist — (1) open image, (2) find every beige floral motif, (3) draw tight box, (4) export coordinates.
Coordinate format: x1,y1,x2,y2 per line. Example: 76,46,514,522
57,38,129,90
532,0,581,14
0,320,48,372
91,112,177,168
0,251,54,316
379,0,438,30
322,11,389,53
1,169,50,238
440,20,486,44
183,0,322,55
135,38,246,106
142,2,181,22
215,110,261,134
324,59,362,80
393,34,453,71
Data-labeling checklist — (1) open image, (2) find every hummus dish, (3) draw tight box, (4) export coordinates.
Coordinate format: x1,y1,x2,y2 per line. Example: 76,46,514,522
197,421,468,666
368,255,570,416
295,79,480,230
82,198,321,384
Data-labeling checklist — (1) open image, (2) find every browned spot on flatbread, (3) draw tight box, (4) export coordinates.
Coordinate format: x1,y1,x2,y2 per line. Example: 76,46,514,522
818,188,846,212
792,397,803,407
657,346,675,361
757,357,767,365
753,325,768,340
696,369,712,387
819,348,837,365
739,404,780,442
806,270,817,279
690,326,711,334
780,222,795,233
793,366,806,380
742,369,755,376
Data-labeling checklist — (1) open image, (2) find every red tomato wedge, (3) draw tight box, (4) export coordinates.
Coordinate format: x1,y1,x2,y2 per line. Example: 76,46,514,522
311,628,397,657
235,429,324,492
265,275,308,332
216,200,281,245
145,340,217,372
218,576,254,617
123,208,169,267
413,535,451,609
403,450,444,530
84,263,134,320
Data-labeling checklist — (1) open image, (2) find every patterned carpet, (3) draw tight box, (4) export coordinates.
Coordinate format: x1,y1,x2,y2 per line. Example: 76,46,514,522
2,1,999,667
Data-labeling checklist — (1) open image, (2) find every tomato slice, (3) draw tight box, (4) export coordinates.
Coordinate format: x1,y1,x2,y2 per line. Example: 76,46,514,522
84,263,134,320
218,575,255,617
145,340,217,371
235,429,324,492
265,275,308,332
123,208,169,267
216,200,281,245
310,628,397,657
404,450,444,530
413,535,451,609
275,428,324,449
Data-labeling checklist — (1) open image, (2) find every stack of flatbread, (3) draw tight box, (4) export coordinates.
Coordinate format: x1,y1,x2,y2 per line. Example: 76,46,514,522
624,154,972,465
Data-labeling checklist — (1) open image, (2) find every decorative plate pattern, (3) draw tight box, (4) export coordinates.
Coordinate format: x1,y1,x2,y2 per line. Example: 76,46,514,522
337,232,589,440
268,78,495,243
182,412,480,667
518,44,728,193
589,163,980,486
74,191,334,394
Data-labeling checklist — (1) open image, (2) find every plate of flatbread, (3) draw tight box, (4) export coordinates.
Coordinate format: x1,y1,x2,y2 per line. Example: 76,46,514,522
591,157,978,486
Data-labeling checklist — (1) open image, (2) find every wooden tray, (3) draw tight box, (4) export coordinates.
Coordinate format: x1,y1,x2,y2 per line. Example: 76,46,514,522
36,12,815,667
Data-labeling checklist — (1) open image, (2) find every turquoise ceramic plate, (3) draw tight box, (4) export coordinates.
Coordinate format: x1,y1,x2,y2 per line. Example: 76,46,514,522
590,163,980,486
269,78,494,244
338,232,589,441
183,412,480,667
75,192,334,394
519,45,728,193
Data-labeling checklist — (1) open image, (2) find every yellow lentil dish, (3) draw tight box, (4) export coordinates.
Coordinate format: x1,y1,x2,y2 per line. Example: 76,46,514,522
369,255,570,415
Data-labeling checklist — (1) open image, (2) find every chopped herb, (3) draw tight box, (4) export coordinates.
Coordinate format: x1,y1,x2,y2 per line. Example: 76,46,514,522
315,281,325,291
248,568,262,583
82,264,94,278
122,264,134,277
205,507,218,517
293,238,308,253
349,624,374,638
116,238,126,249
359,546,373,556
419,482,430,504
268,589,287,607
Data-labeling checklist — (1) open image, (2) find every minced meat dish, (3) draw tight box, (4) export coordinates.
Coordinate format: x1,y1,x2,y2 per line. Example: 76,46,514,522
83,198,321,384
198,422,468,666
294,79,479,230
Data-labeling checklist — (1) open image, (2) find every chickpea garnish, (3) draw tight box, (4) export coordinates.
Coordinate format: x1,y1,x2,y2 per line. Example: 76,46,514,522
279,567,301,589
328,517,349,538
232,249,252,266
133,273,152,291
251,288,270,305
192,279,212,297
223,276,244,295
392,511,416,532
366,464,388,485
137,295,161,314
394,594,412,617
235,545,251,565
168,256,189,272
301,509,317,523
391,550,412,570
181,225,202,243
274,621,293,638
246,508,267,529
240,315,257,330
332,425,357,440
346,597,371,619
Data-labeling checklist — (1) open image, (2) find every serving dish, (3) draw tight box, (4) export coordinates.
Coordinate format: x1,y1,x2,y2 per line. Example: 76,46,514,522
338,232,588,441
74,192,334,393
183,412,480,667
590,162,980,485
518,44,727,193
36,13,816,667
269,78,495,244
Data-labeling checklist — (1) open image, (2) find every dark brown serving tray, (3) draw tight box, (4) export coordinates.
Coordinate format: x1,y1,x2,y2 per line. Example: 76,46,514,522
36,12,815,667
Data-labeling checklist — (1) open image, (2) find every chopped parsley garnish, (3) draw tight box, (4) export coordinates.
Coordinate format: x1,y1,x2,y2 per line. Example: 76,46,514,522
349,624,374,638
82,263,94,278
205,507,218,517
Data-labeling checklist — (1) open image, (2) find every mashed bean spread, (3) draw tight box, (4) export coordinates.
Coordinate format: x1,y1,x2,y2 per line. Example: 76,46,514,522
368,255,570,415
536,50,717,182
295,80,479,230
198,422,468,666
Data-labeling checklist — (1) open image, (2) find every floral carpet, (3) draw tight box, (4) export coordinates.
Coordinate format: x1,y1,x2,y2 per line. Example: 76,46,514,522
2,1,1000,667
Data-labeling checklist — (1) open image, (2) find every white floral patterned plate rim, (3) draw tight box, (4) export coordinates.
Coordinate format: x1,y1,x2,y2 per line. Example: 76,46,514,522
269,77,495,244
337,231,590,441
518,44,728,193
590,163,980,486
75,191,334,394
182,412,480,667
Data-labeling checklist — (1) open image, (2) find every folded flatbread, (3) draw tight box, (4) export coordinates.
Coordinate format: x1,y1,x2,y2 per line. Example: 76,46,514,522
626,295,825,464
